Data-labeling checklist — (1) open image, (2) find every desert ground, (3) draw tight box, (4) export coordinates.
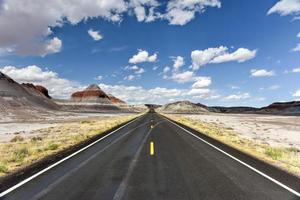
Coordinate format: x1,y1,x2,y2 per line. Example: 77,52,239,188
0,112,134,142
181,113,300,149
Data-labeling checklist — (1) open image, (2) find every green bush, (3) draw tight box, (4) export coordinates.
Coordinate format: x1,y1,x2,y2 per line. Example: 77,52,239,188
47,143,59,150
265,147,283,160
0,163,8,173
11,147,30,162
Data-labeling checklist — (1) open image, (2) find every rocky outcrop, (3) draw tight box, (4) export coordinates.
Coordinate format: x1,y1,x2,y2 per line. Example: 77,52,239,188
259,101,300,114
0,71,59,120
210,106,259,113
71,84,111,104
21,83,51,99
107,94,125,104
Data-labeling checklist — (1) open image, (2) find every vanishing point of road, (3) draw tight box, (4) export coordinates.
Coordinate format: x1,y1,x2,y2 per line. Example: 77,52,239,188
1,113,299,200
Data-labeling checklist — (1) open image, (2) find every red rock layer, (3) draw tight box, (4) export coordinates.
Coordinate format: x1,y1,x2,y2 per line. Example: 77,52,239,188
22,83,51,99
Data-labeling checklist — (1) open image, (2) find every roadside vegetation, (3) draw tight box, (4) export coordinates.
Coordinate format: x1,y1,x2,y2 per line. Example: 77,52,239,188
0,114,140,177
164,114,300,177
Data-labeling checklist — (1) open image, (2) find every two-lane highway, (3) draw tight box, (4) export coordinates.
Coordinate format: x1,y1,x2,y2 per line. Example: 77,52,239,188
1,113,299,200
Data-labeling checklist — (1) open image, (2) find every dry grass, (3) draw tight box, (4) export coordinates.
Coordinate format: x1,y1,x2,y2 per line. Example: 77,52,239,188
164,114,300,177
0,114,140,176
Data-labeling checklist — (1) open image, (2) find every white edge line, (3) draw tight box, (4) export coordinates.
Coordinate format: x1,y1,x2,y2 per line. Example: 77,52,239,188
164,117,300,197
0,115,143,197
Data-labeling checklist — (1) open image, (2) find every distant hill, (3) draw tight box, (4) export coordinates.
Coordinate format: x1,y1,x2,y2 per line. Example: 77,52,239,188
0,71,60,121
71,84,112,104
0,72,58,110
209,106,259,113
259,101,300,114
157,100,300,115
157,101,209,113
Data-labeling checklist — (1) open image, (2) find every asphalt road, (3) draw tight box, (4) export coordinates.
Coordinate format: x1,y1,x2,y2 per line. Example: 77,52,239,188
1,113,299,200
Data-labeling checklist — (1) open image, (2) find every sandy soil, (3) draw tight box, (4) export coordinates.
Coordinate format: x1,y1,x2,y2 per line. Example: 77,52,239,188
0,112,133,142
182,113,300,148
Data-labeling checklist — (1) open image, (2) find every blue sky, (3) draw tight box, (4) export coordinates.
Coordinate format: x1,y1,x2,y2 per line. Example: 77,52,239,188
0,0,300,106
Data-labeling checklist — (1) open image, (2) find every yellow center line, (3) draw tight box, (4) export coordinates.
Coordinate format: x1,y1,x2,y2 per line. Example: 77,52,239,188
150,141,155,156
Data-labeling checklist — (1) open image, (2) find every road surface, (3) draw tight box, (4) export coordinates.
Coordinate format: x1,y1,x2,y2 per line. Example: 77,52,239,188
1,113,299,200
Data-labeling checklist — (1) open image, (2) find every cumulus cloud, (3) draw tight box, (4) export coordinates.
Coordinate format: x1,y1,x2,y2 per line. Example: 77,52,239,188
124,74,137,81
192,77,212,88
170,70,195,83
191,46,257,70
99,83,183,104
129,49,158,64
134,67,145,74
163,66,171,73
164,0,221,25
95,75,103,81
250,69,275,77
88,29,103,41
224,93,250,100
293,89,300,97
292,43,300,51
0,0,223,55
0,65,82,98
131,0,161,22
172,56,185,71
98,83,219,104
0,0,127,56
292,67,300,72
124,65,145,79
268,0,300,16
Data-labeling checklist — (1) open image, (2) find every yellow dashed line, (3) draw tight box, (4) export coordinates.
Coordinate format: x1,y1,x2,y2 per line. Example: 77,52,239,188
150,141,155,156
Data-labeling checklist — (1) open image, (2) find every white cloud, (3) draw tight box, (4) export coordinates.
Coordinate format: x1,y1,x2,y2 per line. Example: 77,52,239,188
43,37,62,56
292,43,300,51
135,67,145,74
163,66,171,73
0,0,127,55
192,77,212,88
172,56,185,70
250,69,275,77
187,88,210,96
268,0,300,16
129,49,158,64
164,0,221,25
152,66,159,70
95,75,103,81
88,29,103,41
170,70,195,83
224,93,250,100
125,65,145,75
0,0,222,55
99,83,183,104
292,67,300,72
98,83,219,104
124,74,136,81
297,32,300,38
0,65,82,98
131,0,161,22
268,85,280,90
191,46,257,70
293,89,300,97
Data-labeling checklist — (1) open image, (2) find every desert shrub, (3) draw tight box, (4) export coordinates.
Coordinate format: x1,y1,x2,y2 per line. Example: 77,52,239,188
265,147,283,160
11,147,30,162
80,120,91,124
46,143,59,151
0,163,8,173
30,136,43,142
10,135,24,142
